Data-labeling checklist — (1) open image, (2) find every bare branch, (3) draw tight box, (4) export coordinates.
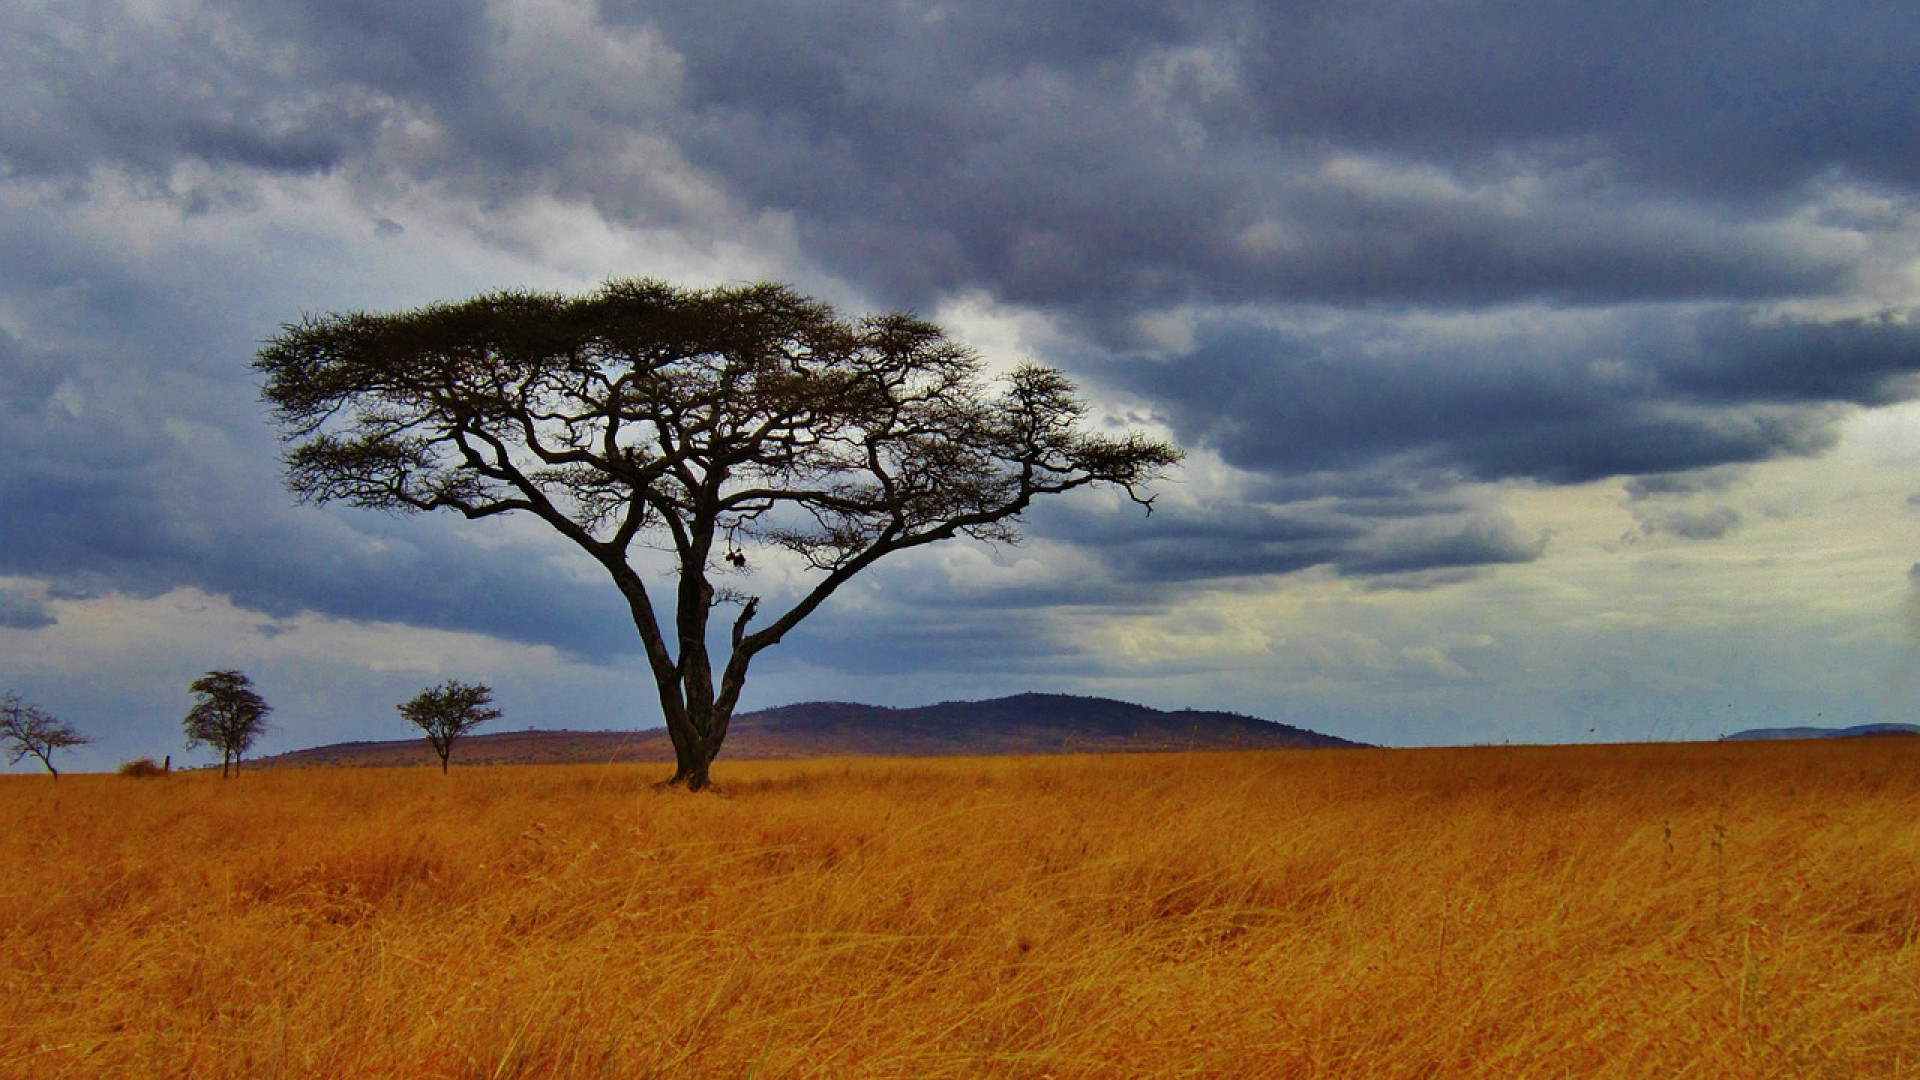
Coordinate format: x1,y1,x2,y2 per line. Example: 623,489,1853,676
0,692,93,779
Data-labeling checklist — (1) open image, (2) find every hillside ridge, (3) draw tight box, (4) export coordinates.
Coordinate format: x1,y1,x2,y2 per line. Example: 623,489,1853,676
1722,722,1920,742
251,693,1364,769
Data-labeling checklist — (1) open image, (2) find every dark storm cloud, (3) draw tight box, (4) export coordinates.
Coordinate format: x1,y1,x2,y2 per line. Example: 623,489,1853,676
1233,2,1920,199
1669,313,1920,406
0,585,55,630
1115,308,1916,489
1621,470,1743,500
2,0,573,207
1334,514,1547,576
607,0,1909,314
1,1,371,185
0,214,636,660
1097,511,1546,584
1016,479,1547,589
0,345,636,658
14,0,1899,308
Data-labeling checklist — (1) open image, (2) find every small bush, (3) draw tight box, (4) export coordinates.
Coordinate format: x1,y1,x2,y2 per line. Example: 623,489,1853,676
118,757,167,778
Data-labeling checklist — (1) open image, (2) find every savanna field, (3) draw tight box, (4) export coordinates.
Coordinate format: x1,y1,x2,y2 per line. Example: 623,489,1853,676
2,741,1916,1078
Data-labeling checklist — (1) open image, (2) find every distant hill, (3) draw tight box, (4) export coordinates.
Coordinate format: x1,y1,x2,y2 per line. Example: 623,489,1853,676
1723,722,1920,742
251,693,1365,769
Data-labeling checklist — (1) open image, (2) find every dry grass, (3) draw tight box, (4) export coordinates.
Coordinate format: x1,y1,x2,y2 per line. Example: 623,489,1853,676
1,739,1916,1078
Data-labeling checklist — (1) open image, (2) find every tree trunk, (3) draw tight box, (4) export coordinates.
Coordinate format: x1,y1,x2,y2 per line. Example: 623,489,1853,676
664,712,726,792
671,739,716,792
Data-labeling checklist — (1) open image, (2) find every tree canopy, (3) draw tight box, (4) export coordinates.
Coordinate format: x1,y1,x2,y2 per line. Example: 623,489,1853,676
184,670,272,777
399,680,502,773
257,279,1179,789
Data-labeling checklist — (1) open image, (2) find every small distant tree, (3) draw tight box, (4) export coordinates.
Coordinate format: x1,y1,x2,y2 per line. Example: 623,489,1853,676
399,680,501,773
0,692,93,780
183,670,272,777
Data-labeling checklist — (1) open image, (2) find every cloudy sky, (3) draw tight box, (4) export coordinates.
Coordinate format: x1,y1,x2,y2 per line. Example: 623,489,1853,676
7,0,1920,770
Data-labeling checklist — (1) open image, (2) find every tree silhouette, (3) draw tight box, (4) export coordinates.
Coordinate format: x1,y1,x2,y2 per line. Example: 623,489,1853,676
399,680,502,773
0,692,92,780
257,279,1178,790
183,670,272,777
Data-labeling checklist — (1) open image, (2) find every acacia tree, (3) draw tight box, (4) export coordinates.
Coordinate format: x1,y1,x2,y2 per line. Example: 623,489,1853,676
256,279,1179,790
400,680,502,773
183,670,272,777
0,692,93,780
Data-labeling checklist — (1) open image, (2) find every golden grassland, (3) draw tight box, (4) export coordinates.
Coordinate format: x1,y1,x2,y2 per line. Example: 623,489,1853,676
1,739,1916,1078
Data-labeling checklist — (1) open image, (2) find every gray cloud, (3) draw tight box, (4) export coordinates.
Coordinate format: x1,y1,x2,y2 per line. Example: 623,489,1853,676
0,388,637,659
610,0,1900,316
0,207,637,660
1240,3,1920,200
1335,514,1548,577
13,1,1899,311
0,584,55,630
1,1,374,187
1111,308,1914,491
1623,469,1744,500
1633,505,1743,542
1623,469,1746,541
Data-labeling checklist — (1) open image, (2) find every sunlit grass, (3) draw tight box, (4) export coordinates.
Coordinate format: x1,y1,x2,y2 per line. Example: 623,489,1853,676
1,740,1915,1077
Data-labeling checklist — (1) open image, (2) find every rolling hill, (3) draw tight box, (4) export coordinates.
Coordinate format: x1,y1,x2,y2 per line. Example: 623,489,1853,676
250,693,1364,769
1722,722,1920,741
